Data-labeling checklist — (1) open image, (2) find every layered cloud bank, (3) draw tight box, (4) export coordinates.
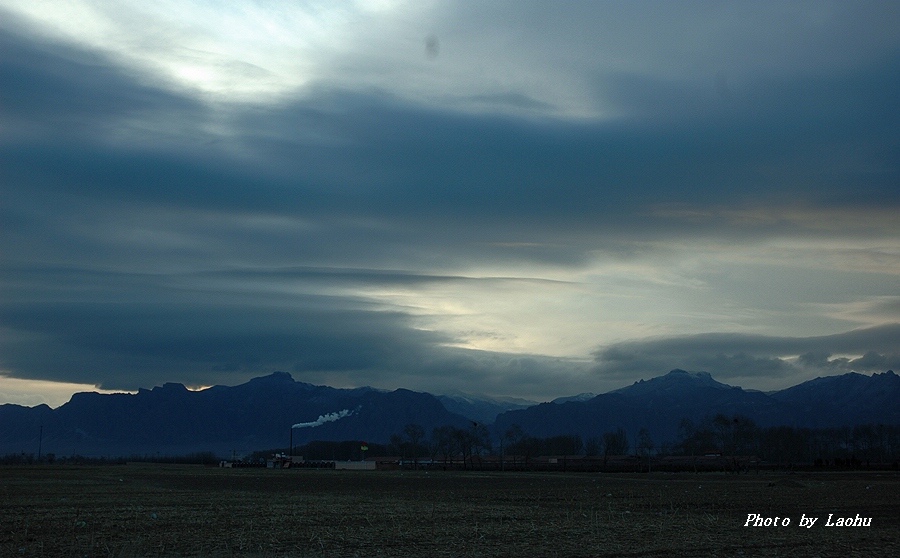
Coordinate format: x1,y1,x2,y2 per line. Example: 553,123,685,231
594,324,900,386
0,1,898,402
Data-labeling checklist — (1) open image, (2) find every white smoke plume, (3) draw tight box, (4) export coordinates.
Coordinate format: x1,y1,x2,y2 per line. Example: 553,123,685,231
292,408,355,429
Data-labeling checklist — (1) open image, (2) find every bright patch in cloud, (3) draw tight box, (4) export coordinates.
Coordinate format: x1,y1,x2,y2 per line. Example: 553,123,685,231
0,1,897,402
1,0,412,103
0,373,132,408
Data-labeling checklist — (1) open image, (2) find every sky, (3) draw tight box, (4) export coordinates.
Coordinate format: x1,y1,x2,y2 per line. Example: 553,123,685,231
1,0,898,408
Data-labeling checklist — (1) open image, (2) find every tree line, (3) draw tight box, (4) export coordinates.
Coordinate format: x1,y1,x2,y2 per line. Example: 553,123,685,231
7,415,897,469
0,451,221,466
275,415,900,469
676,415,900,467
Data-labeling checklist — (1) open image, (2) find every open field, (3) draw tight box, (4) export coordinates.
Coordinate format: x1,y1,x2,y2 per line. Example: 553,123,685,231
2,465,898,557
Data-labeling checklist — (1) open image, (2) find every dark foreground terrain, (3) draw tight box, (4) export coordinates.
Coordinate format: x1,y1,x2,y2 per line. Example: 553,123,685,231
2,465,897,557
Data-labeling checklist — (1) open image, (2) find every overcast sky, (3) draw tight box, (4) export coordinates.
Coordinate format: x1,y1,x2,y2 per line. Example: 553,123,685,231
1,0,898,407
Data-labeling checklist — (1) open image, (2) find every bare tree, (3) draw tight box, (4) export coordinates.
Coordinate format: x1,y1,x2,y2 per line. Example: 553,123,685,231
502,424,524,470
603,427,629,466
453,427,473,469
403,423,426,470
638,428,654,472
431,425,457,469
471,422,492,458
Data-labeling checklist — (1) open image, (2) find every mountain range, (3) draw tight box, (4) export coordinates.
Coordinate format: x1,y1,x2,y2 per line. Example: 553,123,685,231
494,369,899,445
0,372,470,458
1,369,897,458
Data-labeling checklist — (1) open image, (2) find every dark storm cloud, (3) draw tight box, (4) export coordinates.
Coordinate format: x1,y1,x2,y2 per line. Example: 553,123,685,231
256,54,899,231
0,262,580,394
593,324,900,386
1,12,898,400
0,27,204,141
4,25,897,244
596,56,900,208
0,265,446,389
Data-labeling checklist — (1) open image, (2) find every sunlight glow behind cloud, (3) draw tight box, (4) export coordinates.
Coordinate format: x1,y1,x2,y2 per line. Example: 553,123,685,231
2,0,417,103
0,1,897,403
0,372,132,408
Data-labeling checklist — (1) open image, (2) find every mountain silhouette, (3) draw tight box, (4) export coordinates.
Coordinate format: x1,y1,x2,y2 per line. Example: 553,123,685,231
1,369,897,458
0,372,470,458
493,369,899,445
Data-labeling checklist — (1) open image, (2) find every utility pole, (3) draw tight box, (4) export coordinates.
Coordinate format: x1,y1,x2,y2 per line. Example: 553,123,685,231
37,425,43,462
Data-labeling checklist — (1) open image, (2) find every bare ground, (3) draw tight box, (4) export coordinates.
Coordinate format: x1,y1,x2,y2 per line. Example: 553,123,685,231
2,465,898,557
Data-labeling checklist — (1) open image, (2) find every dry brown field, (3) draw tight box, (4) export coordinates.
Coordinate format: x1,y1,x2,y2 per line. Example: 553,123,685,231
2,464,898,557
